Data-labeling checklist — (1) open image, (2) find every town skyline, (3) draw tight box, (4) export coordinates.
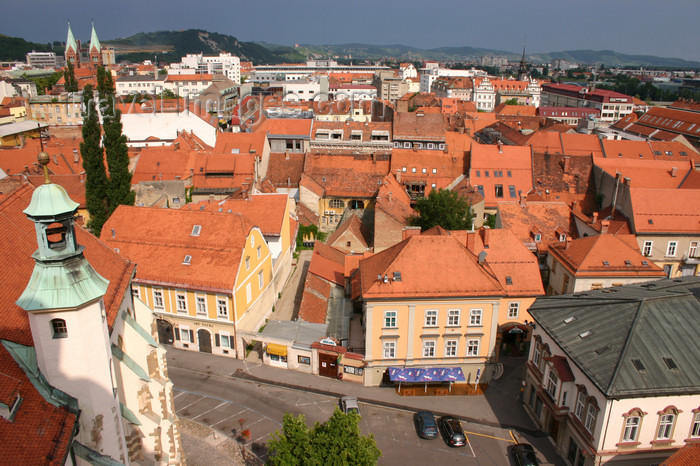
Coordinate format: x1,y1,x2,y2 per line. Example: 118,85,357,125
3,0,700,61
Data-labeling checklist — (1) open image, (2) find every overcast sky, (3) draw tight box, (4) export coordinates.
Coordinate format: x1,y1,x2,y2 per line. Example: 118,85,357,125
4,0,700,61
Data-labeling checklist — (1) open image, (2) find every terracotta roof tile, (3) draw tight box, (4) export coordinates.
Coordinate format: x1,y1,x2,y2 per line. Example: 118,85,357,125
548,234,666,277
497,201,573,250
186,193,289,236
393,111,446,141
266,152,305,188
662,443,700,465
303,153,390,198
258,118,312,138
375,173,414,225
327,213,370,252
594,158,693,189
469,144,533,208
0,344,78,464
629,189,700,234
0,138,84,178
102,206,255,292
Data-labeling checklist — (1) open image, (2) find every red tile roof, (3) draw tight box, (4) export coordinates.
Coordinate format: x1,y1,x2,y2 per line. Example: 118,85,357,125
102,206,255,292
131,147,196,184
0,344,78,464
266,152,306,188
257,118,312,137
375,173,414,225
628,189,700,234
213,132,266,156
393,111,446,141
185,193,289,236
494,104,537,116
594,158,693,189
497,201,573,250
544,356,575,382
327,213,370,252
469,144,533,208
662,443,700,465
302,153,391,198
0,138,84,178
549,234,666,277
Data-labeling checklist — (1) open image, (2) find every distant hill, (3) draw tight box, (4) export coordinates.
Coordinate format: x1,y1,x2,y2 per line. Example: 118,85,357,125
105,29,305,65
0,34,62,61
530,50,700,68
297,43,700,68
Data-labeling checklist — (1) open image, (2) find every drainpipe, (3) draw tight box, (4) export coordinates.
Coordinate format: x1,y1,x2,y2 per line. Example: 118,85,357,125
610,173,621,218
598,398,615,466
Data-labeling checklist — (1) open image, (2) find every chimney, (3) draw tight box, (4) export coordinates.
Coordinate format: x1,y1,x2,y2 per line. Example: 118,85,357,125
402,226,421,240
80,171,85,182
565,236,572,250
388,192,392,202
481,228,490,247
592,212,598,223
624,177,631,187
671,167,678,177
498,141,503,154
478,250,487,264
519,194,527,207
563,156,570,173
396,169,402,183
600,220,610,235
73,149,79,163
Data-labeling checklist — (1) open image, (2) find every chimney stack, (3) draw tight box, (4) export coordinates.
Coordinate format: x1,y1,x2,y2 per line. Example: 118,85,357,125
481,227,490,247
498,141,503,154
396,169,402,183
563,156,570,173
402,226,421,240
592,212,598,223
565,236,572,250
600,220,610,235
519,194,527,207
624,177,631,187
671,167,678,177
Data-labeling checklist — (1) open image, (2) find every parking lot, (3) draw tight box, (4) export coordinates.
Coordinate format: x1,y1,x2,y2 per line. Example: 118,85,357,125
173,378,527,465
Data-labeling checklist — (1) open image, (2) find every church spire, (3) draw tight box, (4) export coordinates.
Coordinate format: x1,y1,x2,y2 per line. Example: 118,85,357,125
66,21,78,53
89,21,101,53
517,39,528,81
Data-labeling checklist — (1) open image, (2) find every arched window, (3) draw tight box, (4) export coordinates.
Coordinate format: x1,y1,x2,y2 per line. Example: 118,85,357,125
656,406,680,441
329,199,344,209
51,319,67,339
621,408,646,443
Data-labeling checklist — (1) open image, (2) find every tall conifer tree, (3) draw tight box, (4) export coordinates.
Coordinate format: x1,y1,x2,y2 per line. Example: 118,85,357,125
80,85,109,235
63,61,78,92
97,67,135,212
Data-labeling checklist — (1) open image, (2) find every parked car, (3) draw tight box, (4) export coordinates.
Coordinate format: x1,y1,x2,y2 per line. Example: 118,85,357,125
413,411,439,439
437,416,466,447
340,396,360,416
509,443,540,466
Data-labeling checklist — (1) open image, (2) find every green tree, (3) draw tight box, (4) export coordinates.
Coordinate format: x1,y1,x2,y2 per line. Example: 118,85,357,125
503,98,520,105
63,61,78,93
80,85,110,235
97,66,135,213
268,409,381,466
410,189,473,231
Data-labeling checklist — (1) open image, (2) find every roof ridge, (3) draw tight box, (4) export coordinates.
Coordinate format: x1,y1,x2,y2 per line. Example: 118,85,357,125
605,298,646,396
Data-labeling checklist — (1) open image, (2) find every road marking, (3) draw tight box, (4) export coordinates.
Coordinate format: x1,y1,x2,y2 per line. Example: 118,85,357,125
510,430,519,444
463,430,517,443
175,396,208,413
191,401,228,421
173,391,188,399
465,432,476,458
210,408,251,428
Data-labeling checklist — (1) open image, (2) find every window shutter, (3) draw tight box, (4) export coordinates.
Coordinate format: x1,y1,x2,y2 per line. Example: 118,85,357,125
215,334,220,347
189,330,194,342
174,327,180,340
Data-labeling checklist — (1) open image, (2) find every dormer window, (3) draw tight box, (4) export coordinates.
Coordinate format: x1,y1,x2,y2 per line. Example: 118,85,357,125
559,234,566,242
183,255,192,265
534,234,541,242
191,225,201,236
51,318,67,339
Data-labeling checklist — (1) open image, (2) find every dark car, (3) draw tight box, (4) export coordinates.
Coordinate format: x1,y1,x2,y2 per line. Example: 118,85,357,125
413,411,439,439
437,416,466,447
510,443,540,466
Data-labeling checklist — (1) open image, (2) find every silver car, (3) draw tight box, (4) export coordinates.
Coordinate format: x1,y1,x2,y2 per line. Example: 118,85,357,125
340,396,360,416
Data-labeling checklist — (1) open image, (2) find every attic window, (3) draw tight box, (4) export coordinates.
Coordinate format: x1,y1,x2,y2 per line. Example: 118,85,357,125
191,225,201,236
231,148,240,154
653,150,662,156
665,151,673,156
663,357,678,370
563,316,576,324
509,185,517,198
534,234,541,242
618,152,623,158
631,359,646,372
642,260,650,267
183,255,192,265
579,331,593,339
680,151,688,156
393,271,402,281
603,261,610,267
507,170,512,177
624,260,632,267
476,170,481,177
505,276,513,285
595,345,611,356
648,219,654,225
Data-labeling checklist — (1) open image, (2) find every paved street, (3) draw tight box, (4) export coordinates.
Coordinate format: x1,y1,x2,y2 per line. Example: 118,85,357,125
170,363,555,465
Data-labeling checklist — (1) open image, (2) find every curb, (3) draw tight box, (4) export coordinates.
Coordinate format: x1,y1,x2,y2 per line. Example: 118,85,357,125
171,362,545,438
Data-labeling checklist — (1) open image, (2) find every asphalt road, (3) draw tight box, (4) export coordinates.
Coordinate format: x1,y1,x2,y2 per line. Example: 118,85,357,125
170,365,545,465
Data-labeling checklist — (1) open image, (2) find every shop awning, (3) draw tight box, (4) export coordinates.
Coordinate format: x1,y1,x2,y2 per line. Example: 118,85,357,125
266,343,287,356
388,367,466,383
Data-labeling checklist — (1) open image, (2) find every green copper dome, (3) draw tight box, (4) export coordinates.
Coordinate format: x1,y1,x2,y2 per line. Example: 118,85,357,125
23,182,79,218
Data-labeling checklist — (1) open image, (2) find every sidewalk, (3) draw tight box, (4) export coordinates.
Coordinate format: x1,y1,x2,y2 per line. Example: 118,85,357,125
166,346,540,435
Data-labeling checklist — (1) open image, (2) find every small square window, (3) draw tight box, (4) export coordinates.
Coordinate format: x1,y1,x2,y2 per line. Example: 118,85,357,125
51,319,67,339
257,246,262,259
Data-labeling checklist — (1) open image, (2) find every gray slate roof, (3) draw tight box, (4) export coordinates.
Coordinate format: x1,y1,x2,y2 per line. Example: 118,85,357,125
260,320,328,348
530,277,700,399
